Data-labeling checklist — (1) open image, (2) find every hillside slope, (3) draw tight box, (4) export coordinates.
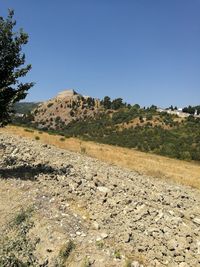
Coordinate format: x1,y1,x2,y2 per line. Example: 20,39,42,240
14,102,40,114
0,132,200,266
32,89,101,130
12,91,200,162
2,125,200,190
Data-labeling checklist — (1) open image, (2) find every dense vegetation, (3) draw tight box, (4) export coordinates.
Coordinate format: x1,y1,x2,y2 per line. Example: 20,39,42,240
182,105,200,115
13,99,200,162
14,102,39,114
64,112,200,161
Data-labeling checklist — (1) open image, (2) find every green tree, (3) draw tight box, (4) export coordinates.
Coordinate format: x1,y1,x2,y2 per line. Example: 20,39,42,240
86,97,95,107
132,104,140,110
0,9,34,127
111,98,124,110
101,96,111,109
150,105,157,111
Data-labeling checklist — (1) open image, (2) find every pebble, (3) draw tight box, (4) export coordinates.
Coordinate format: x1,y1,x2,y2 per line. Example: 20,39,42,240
1,133,200,267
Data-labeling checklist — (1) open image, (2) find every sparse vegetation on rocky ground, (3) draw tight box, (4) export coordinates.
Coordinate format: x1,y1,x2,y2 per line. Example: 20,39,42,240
0,132,200,266
54,240,75,267
0,207,39,266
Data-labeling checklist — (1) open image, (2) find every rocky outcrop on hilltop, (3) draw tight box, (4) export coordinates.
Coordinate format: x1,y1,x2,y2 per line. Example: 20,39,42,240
0,133,200,266
32,89,101,130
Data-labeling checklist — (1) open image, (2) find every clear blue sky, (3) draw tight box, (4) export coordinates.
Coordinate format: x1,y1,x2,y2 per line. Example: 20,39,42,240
1,0,200,107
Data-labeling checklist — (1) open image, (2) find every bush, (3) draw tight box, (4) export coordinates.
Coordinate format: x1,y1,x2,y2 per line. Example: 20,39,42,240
114,250,121,259
55,240,75,267
146,114,153,121
139,116,144,123
24,128,34,133
81,257,91,267
35,136,40,140
47,103,53,108
180,151,192,161
81,147,86,154
14,209,29,225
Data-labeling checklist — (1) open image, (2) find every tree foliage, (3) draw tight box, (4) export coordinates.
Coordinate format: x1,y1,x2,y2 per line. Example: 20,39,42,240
0,9,34,127
101,96,111,109
182,105,200,115
111,98,124,110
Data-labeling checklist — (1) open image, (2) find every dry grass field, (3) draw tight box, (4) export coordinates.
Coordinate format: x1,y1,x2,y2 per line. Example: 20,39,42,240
1,125,200,190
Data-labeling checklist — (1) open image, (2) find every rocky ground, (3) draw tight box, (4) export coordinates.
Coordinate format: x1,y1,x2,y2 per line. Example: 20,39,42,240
0,133,200,267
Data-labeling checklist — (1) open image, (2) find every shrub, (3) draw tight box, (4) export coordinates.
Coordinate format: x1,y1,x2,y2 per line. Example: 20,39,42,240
54,240,75,267
55,116,61,123
114,250,121,259
124,259,132,267
35,136,40,140
81,257,91,267
14,209,29,225
146,114,153,121
80,147,86,154
14,207,33,223
96,240,104,249
24,128,34,133
180,151,192,161
139,116,144,123
59,240,75,259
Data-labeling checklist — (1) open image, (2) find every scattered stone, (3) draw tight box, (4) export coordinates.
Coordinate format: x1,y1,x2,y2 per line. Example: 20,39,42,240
100,233,108,239
97,186,110,193
131,261,140,267
1,133,200,267
179,263,189,267
193,217,200,225
92,221,100,230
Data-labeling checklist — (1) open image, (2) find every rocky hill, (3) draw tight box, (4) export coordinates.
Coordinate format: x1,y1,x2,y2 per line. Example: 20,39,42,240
32,89,101,130
0,132,200,266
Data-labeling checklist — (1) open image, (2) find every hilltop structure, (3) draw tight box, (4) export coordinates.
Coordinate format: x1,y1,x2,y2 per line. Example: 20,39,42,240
56,89,77,99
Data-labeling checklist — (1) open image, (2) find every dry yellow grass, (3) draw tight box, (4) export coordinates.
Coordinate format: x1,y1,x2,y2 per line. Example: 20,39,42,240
1,125,200,190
